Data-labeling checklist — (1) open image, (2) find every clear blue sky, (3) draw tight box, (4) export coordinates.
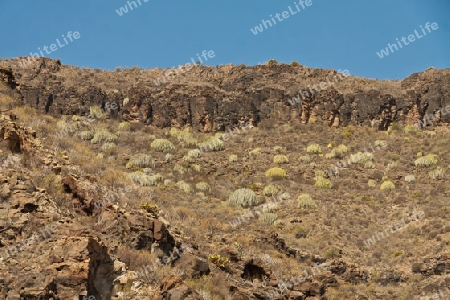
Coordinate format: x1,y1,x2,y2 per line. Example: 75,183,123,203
1,0,449,79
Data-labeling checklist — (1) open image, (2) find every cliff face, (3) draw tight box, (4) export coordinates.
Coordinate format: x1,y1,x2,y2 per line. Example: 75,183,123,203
1,57,449,131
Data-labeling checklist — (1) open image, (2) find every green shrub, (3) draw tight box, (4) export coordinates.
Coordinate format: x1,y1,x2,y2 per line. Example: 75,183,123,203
374,140,387,148
307,143,322,154
263,184,278,197
208,255,229,268
80,131,94,141
90,106,104,119
91,129,118,144
127,171,156,186
429,167,445,180
196,182,211,193
267,59,278,66
380,179,395,190
349,152,374,165
101,142,116,154
198,138,224,151
173,164,186,174
273,146,284,153
165,153,173,162
315,177,332,189
187,149,201,158
414,154,438,167
139,202,159,216
126,154,155,169
178,131,198,147
265,167,287,179
298,155,311,163
290,61,300,67
273,155,289,164
169,127,181,138
151,139,175,152
229,154,238,162
326,144,348,159
182,155,193,163
387,162,398,170
191,164,202,172
259,213,278,225
249,147,261,157
364,161,375,169
298,194,317,209
176,180,194,193
118,122,131,131
229,188,259,208
368,179,377,187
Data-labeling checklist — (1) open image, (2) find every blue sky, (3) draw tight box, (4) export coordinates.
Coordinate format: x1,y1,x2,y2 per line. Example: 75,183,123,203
0,0,449,79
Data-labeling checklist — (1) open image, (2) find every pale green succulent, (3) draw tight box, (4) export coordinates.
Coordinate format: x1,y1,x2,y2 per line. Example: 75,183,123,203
151,139,175,152
298,194,317,209
229,188,259,208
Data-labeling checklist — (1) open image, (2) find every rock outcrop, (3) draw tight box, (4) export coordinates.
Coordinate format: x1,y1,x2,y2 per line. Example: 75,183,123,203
1,58,449,132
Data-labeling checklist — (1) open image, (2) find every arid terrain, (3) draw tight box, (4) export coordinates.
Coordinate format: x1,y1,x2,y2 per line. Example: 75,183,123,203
0,57,449,299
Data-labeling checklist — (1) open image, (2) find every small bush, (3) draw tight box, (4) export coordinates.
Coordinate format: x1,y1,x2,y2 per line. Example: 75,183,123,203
178,131,198,147
151,139,175,152
165,153,173,162
80,131,94,141
198,138,224,151
364,161,375,169
191,164,202,172
368,179,377,187
429,167,445,180
307,143,322,154
290,61,300,67
263,184,278,197
259,213,278,225
229,154,238,162
414,154,438,167
208,255,229,268
298,194,317,209
380,180,395,190
273,146,284,153
173,164,186,174
187,149,201,159
315,177,332,189
176,180,194,193
249,147,261,157
326,144,348,159
139,202,159,216
267,59,278,66
127,171,156,186
265,167,287,179
298,155,311,163
118,122,131,131
196,182,211,193
229,188,259,208
101,142,116,154
90,106,104,119
273,155,289,164
91,129,118,144
349,152,374,165
126,154,155,169
374,140,387,148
